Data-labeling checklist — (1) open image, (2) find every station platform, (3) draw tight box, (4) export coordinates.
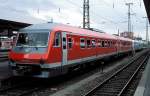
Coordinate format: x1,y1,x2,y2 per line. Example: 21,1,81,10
0,61,12,80
134,54,150,96
0,49,9,58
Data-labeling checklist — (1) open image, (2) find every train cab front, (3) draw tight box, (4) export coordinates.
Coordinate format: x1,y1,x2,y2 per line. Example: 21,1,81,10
9,31,51,78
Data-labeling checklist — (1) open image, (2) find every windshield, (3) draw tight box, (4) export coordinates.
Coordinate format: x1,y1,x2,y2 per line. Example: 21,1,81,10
16,32,49,47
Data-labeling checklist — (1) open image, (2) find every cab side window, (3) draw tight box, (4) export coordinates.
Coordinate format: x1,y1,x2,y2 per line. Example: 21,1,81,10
53,32,61,47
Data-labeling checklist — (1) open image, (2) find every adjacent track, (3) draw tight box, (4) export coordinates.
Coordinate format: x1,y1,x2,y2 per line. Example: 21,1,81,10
83,51,149,96
0,78,48,96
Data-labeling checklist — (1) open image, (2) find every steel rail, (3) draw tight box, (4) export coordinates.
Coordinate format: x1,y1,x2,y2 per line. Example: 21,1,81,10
117,53,149,96
17,87,41,96
0,78,40,94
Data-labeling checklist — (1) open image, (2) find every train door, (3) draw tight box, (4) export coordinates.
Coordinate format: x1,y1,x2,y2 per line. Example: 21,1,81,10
61,32,67,65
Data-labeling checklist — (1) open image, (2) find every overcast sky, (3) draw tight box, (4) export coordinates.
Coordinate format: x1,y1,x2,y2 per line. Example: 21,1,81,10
0,0,148,39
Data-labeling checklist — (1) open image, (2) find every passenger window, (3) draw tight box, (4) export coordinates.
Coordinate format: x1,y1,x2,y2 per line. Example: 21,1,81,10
108,41,110,47
87,39,91,48
68,38,73,49
111,41,113,47
53,32,61,47
102,41,105,47
104,41,108,47
92,39,96,47
80,38,85,48
97,40,102,47
113,42,116,46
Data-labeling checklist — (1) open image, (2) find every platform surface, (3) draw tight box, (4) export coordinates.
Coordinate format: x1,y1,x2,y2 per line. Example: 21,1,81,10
0,51,8,57
134,55,150,96
0,61,12,80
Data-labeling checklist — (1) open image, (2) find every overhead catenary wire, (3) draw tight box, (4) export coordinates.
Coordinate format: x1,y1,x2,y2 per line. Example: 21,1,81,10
68,0,123,30
66,0,146,37
67,0,126,25
92,0,127,20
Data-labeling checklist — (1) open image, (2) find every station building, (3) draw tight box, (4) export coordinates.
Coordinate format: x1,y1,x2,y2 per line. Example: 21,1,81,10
0,19,30,57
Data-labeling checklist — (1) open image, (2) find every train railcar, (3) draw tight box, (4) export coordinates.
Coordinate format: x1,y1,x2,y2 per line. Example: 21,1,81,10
133,40,143,51
0,37,13,58
117,36,133,54
141,40,148,49
0,37,13,50
9,23,133,78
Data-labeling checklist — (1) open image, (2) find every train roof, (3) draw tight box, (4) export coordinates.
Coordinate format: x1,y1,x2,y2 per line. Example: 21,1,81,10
20,23,132,42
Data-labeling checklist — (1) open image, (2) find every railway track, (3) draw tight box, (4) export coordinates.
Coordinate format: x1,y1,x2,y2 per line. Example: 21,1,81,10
0,54,133,96
83,51,150,96
0,50,148,96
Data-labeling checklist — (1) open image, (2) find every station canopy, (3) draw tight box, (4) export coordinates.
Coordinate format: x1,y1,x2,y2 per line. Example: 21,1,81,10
144,0,150,22
0,19,31,36
0,19,31,31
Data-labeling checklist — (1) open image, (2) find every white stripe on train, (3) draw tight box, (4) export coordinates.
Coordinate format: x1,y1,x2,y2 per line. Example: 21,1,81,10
40,50,131,69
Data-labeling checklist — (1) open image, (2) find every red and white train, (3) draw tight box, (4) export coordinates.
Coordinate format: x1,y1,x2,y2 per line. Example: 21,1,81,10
9,23,133,78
